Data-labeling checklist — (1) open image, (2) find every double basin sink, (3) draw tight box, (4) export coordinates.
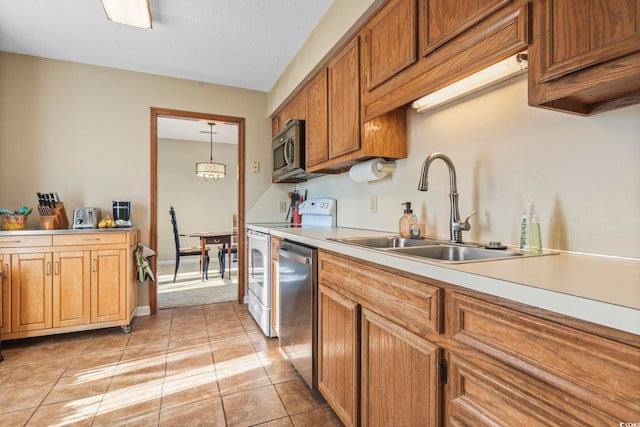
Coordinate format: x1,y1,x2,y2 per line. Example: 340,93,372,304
330,235,550,264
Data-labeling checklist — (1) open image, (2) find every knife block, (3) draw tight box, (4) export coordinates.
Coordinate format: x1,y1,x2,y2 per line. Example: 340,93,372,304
40,203,69,230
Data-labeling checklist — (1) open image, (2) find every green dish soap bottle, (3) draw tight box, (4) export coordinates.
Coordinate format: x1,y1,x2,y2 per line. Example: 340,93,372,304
520,202,542,254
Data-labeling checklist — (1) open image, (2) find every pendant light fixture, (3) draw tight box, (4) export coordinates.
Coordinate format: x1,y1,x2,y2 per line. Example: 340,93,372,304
196,123,226,181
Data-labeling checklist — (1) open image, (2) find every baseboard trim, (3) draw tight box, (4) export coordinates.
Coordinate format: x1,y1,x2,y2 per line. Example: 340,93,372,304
136,305,151,316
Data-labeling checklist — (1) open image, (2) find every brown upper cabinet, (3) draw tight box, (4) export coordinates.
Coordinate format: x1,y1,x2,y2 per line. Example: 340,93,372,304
362,0,530,121
306,36,407,174
528,0,640,115
419,0,514,56
305,69,329,169
361,0,418,92
328,37,362,163
271,87,307,136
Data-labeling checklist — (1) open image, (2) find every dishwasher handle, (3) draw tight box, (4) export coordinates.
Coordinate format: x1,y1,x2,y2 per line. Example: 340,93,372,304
279,247,312,265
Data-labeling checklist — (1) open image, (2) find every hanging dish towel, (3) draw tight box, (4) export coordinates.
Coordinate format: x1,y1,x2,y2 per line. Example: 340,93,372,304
135,244,156,283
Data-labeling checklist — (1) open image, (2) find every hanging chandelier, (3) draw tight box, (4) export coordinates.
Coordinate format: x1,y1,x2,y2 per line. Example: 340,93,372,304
196,122,226,181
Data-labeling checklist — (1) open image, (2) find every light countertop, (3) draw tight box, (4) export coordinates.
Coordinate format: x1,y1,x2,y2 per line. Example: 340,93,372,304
249,225,640,336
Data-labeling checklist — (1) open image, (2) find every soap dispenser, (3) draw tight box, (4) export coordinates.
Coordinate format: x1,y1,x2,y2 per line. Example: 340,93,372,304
520,202,542,254
399,202,413,238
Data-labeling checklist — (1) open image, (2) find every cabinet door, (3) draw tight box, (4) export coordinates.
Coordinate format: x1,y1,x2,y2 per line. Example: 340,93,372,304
445,352,621,425
328,36,361,160
53,251,91,328
419,0,512,56
0,254,9,334
537,0,640,83
91,249,126,323
361,0,418,91
448,292,640,421
318,284,360,427
361,308,441,426
11,252,52,331
305,68,329,169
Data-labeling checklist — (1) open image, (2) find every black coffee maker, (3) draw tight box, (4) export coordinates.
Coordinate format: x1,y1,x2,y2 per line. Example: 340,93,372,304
113,200,131,227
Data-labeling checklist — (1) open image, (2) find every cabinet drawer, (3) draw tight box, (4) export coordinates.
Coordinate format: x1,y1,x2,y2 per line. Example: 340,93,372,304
53,232,127,246
448,292,640,419
319,251,441,335
0,234,52,248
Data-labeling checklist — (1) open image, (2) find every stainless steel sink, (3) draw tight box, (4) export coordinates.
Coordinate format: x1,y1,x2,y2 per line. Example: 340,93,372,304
328,235,556,264
388,245,523,263
330,236,440,249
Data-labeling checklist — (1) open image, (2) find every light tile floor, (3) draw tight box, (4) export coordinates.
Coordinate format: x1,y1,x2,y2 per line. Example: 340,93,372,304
0,303,343,426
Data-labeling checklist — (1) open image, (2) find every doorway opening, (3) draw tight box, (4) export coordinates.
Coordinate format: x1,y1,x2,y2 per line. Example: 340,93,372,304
150,107,246,314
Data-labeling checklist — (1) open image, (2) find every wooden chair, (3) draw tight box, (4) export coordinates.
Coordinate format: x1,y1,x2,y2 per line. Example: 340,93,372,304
218,213,238,278
170,206,209,283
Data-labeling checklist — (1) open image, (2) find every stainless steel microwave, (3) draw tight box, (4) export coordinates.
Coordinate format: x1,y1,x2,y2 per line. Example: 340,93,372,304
272,119,305,181
272,119,325,182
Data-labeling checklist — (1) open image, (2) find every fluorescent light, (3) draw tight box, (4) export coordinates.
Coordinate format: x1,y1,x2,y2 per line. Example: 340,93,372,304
100,0,152,29
412,52,528,113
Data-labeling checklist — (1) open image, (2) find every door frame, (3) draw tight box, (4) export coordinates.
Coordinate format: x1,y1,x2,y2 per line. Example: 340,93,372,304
149,107,246,314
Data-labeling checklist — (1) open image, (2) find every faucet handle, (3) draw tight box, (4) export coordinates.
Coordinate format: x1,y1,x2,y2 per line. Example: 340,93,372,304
462,210,478,230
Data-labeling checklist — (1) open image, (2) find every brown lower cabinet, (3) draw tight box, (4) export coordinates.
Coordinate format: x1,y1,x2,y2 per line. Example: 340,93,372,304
317,249,640,426
0,230,137,340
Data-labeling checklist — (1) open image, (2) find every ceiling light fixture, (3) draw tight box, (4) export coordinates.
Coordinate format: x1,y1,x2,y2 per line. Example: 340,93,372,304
412,52,528,113
196,123,226,181
100,0,152,29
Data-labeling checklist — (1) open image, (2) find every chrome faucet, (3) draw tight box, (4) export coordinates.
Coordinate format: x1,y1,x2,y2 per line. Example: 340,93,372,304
418,152,477,243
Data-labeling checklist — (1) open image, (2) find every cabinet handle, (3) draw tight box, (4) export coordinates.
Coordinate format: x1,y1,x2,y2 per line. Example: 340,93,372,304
46,261,51,276
1,264,6,278
83,238,100,241
2,240,21,244
54,261,59,275
92,259,97,272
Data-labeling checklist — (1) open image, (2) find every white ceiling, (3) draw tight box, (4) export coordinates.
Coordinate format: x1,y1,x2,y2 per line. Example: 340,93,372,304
0,0,333,93
158,117,238,144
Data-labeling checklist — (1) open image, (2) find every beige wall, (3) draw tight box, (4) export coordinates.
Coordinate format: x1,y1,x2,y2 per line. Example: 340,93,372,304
268,0,380,114
268,0,640,259
0,51,285,308
158,137,238,263
296,76,640,258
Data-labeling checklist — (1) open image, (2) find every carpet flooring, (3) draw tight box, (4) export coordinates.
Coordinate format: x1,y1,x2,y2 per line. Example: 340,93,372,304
157,262,238,309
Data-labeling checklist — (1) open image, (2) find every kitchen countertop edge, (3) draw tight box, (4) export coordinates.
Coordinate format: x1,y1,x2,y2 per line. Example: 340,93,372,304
254,225,640,336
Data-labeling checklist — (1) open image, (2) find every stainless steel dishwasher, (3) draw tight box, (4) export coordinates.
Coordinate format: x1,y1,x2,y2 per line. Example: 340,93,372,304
278,239,317,390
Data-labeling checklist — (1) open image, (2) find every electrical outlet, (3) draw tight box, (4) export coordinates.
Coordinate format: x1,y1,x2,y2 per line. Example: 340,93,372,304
279,201,287,213
370,195,377,213
251,161,260,173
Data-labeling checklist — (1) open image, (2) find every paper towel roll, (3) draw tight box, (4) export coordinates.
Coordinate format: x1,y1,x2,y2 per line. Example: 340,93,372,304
349,158,389,183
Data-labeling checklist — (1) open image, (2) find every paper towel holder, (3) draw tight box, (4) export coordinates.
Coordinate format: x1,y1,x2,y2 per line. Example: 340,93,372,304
349,158,396,182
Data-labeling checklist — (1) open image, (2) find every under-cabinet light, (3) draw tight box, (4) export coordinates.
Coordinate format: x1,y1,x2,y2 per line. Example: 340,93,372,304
100,0,152,29
412,52,528,113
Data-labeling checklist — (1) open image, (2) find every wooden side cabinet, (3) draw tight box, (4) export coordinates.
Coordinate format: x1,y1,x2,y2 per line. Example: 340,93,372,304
0,254,8,334
0,230,136,340
91,249,127,324
318,284,360,427
11,252,52,332
53,250,91,328
446,291,640,423
361,308,441,426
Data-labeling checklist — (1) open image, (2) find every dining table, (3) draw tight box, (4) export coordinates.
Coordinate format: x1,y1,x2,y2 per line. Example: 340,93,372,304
184,231,233,281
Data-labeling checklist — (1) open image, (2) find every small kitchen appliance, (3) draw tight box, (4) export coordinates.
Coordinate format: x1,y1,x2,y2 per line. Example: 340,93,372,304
72,207,101,229
272,119,324,183
112,200,131,227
